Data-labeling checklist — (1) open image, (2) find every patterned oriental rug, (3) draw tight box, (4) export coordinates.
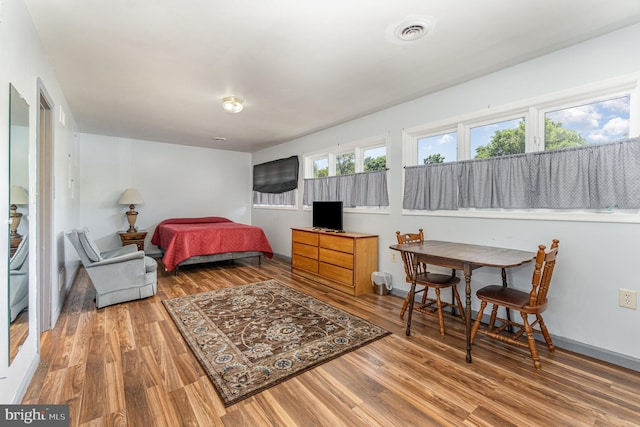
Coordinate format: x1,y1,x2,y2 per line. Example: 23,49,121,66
163,279,390,406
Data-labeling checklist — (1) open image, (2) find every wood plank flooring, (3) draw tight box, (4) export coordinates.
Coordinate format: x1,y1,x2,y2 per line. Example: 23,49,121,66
22,256,640,426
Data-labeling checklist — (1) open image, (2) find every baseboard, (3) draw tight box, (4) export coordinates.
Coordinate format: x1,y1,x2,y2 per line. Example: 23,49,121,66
389,288,640,373
11,354,40,404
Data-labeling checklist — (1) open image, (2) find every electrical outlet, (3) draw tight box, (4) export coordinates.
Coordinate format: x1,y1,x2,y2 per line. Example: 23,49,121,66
618,289,637,310
391,251,398,263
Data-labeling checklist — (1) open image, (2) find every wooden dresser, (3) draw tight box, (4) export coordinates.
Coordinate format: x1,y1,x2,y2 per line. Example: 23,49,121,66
291,227,378,296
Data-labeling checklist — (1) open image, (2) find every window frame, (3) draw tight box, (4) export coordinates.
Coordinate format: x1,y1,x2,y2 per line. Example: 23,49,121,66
303,135,389,212
402,74,640,223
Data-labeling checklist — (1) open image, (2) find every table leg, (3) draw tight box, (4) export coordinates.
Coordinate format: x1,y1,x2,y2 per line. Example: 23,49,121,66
501,268,513,332
405,279,417,336
464,264,472,363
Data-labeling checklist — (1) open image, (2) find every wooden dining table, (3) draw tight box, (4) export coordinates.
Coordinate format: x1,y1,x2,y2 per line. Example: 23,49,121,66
389,240,536,363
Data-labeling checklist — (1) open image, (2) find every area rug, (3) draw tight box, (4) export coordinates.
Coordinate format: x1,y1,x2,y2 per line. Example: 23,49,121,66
163,279,390,406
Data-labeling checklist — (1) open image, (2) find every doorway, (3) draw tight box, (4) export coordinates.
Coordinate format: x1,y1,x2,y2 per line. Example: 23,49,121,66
37,83,53,332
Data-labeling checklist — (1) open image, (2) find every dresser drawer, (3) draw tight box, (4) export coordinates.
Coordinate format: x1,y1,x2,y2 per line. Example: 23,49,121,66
319,262,353,286
293,230,319,246
319,234,354,254
319,248,353,269
292,255,319,273
293,242,318,259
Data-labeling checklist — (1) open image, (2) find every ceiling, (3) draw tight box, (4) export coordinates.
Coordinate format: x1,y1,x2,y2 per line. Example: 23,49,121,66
23,0,640,153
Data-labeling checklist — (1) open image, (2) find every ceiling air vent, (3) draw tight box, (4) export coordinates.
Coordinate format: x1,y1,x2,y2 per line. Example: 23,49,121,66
398,24,427,41
388,15,436,44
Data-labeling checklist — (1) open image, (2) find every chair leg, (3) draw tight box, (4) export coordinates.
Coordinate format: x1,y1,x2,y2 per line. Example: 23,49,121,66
471,300,487,344
405,280,418,336
537,314,555,353
521,312,541,370
435,288,445,335
421,287,429,304
452,286,465,322
488,305,499,332
399,295,410,318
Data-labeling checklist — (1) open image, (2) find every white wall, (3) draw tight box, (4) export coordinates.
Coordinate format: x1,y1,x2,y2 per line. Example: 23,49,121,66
0,0,80,403
252,23,640,368
75,134,253,255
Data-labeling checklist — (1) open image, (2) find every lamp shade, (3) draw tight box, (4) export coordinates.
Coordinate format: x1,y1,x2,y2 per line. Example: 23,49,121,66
118,188,144,205
10,185,28,205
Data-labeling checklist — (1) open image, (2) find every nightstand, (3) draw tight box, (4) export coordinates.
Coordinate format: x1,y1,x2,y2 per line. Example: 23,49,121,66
118,230,148,251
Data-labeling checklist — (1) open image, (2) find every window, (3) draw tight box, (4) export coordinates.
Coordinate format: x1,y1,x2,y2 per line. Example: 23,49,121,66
336,152,355,175
304,137,387,178
364,146,387,171
303,136,389,209
406,84,637,165
470,117,525,159
402,77,640,217
313,157,328,177
543,95,630,150
417,131,457,164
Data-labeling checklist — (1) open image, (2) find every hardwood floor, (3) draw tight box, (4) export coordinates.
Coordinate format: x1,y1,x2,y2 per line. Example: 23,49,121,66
23,256,640,426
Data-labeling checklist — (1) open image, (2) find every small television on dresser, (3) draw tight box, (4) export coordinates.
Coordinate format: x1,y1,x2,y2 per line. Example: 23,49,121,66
312,201,343,232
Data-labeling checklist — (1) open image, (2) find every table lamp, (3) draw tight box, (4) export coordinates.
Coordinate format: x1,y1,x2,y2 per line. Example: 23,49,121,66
118,188,144,232
10,185,28,237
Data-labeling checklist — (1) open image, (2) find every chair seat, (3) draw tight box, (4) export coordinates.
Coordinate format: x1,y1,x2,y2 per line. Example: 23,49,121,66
476,285,530,307
476,285,548,313
416,272,461,287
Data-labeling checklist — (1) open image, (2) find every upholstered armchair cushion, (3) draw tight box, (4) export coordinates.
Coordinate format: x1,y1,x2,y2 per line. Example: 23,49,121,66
10,271,29,322
66,228,158,308
10,235,29,271
79,229,102,262
9,236,29,321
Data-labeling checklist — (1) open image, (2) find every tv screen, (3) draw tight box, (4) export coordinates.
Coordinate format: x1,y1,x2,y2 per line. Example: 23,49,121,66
312,201,343,232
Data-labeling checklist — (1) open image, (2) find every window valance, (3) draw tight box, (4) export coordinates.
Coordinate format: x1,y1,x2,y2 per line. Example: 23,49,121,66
303,170,389,207
403,137,640,210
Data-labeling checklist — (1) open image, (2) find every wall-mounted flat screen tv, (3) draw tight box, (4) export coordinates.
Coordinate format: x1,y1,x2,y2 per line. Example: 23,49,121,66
312,201,343,232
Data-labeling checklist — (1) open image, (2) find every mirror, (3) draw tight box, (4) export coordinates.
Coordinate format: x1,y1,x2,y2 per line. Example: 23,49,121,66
8,83,29,365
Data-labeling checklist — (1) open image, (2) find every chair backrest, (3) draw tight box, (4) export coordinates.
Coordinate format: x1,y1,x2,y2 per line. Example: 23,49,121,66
9,235,28,273
529,239,560,307
396,229,424,245
66,228,103,267
395,229,426,283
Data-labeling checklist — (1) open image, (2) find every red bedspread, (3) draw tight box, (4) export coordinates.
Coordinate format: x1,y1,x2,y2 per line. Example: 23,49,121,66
151,217,273,271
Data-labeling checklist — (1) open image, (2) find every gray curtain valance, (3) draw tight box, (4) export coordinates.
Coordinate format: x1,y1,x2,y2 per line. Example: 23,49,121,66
303,170,389,207
403,137,640,210
253,189,296,206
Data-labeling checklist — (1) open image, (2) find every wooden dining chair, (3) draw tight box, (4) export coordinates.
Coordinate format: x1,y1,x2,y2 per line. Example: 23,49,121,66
470,239,560,370
396,229,465,335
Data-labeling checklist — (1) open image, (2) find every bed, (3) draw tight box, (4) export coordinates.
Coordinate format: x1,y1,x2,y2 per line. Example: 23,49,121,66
151,217,273,273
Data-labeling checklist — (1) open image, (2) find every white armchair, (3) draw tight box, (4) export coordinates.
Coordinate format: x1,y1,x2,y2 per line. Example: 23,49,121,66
66,228,158,308
9,236,29,322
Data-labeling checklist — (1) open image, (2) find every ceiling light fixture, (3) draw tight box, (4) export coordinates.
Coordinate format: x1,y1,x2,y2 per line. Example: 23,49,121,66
222,96,243,113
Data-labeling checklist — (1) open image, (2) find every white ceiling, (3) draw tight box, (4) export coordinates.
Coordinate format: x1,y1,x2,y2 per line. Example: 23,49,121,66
23,0,640,153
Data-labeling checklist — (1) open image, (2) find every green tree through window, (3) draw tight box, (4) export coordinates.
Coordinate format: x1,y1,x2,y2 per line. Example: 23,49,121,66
364,155,386,171
336,153,355,175
474,119,585,159
423,153,445,164
313,164,328,177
